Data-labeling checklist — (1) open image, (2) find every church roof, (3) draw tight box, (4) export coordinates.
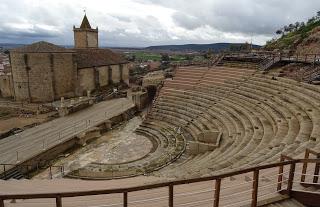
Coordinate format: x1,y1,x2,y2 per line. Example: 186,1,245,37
80,14,92,29
11,41,73,53
76,49,127,69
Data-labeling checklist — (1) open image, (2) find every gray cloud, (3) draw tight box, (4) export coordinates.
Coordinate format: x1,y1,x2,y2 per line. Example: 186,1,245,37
141,0,320,35
0,0,319,46
172,12,204,30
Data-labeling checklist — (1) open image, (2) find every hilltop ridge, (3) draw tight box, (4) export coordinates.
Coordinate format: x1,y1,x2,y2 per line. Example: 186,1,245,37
265,11,320,54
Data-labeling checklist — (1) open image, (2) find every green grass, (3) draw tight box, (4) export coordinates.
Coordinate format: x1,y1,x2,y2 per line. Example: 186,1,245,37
132,52,162,61
127,51,205,62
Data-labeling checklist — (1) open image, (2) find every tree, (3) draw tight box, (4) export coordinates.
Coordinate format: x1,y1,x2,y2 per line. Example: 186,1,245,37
317,11,320,18
161,53,170,62
283,26,290,34
308,17,316,24
288,24,295,32
276,29,283,36
294,22,300,31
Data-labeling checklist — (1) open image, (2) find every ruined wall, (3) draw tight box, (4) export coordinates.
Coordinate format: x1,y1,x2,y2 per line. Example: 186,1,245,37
0,74,14,98
78,67,95,94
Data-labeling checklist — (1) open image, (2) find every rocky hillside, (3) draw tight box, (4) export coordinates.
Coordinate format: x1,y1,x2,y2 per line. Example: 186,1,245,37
265,13,320,54
296,26,320,54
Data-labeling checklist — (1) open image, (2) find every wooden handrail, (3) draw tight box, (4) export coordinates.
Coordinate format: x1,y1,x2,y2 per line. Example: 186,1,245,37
0,159,319,207
301,149,320,184
213,179,221,207
252,170,259,207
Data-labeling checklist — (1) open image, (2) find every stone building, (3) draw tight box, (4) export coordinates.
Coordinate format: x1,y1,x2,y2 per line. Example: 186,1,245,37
73,14,98,49
9,15,129,103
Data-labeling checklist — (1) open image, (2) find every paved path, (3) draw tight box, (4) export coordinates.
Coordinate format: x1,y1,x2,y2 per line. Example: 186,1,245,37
0,98,135,172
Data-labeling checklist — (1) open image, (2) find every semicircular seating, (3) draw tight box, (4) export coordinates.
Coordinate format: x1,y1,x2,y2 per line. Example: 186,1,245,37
140,66,320,179
67,120,187,179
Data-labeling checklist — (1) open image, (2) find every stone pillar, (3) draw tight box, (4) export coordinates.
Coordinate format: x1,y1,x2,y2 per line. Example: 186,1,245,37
60,97,64,107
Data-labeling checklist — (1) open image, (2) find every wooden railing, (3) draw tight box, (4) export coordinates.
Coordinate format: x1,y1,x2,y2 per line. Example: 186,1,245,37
224,52,320,64
0,158,319,207
301,148,320,184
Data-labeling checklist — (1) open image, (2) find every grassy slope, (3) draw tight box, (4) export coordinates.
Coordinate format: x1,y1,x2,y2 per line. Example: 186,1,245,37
265,20,320,50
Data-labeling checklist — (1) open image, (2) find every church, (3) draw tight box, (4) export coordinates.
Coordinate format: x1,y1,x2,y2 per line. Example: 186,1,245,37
10,15,129,103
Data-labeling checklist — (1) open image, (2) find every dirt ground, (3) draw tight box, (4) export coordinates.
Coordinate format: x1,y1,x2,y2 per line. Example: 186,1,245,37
34,116,152,179
0,106,56,134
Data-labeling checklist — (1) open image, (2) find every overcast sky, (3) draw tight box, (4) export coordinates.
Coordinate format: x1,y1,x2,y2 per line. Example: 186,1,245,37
0,0,319,47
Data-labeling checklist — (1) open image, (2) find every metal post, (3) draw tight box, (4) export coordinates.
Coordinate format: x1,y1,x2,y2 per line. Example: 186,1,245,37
0,199,4,207
56,196,62,207
123,192,128,207
213,179,221,207
252,170,259,207
287,163,296,196
169,184,174,207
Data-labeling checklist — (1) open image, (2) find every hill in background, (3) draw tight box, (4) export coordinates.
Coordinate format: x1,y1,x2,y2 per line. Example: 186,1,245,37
146,43,261,52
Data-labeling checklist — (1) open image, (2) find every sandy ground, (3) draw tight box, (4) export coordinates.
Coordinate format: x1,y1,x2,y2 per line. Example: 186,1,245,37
34,116,153,179
0,113,54,134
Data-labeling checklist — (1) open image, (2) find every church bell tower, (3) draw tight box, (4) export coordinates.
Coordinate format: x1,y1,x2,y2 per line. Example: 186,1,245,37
73,14,98,48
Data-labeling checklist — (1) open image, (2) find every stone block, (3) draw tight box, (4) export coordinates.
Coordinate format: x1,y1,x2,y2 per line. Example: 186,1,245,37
197,130,222,146
76,127,101,146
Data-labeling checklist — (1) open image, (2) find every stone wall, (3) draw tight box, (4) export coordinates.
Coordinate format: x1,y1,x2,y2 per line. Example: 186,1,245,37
110,64,121,83
78,68,95,94
122,64,129,85
97,66,109,87
0,74,14,98
78,63,129,94
74,31,87,49
53,53,77,99
11,52,77,103
10,53,30,101
28,53,54,102
87,32,98,48
74,30,98,49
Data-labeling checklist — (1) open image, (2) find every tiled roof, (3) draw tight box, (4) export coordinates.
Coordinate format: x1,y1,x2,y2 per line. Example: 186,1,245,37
11,41,73,53
76,49,127,69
